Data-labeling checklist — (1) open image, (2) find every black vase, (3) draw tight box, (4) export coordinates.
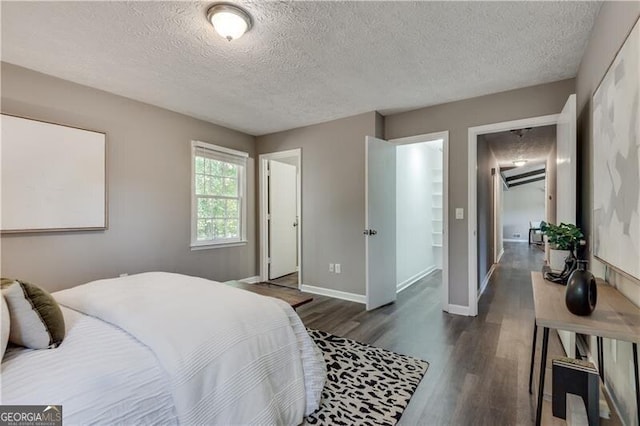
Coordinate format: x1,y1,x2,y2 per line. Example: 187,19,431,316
565,260,597,316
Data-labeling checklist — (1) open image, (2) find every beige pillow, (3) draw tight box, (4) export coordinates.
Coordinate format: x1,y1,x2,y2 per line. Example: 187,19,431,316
1,294,9,359
1,279,65,349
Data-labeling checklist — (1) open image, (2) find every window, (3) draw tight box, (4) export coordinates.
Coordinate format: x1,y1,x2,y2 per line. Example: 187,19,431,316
191,141,248,248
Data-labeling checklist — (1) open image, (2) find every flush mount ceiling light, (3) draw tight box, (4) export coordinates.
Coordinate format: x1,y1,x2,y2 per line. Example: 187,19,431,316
207,3,253,41
513,159,528,167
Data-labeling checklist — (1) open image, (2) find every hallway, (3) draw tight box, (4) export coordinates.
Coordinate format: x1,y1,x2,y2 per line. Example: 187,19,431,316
297,242,565,424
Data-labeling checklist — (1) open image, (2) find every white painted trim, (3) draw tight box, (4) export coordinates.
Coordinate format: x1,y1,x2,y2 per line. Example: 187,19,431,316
502,238,528,243
389,130,450,314
496,248,505,263
447,304,471,316
301,284,366,304
192,140,249,158
364,137,371,309
477,263,496,302
190,240,248,250
239,275,260,284
258,149,302,289
468,113,560,318
397,265,437,293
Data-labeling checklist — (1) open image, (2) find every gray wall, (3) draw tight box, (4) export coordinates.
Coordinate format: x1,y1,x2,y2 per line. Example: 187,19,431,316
0,63,257,292
476,136,499,288
385,78,575,307
575,3,640,425
256,112,379,295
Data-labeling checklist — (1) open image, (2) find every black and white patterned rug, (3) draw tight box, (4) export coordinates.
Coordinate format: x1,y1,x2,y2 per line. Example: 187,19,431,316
305,329,429,426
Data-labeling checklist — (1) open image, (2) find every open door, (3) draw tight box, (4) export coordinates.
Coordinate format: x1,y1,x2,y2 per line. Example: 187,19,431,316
268,160,298,280
555,93,577,357
556,94,577,224
365,136,396,311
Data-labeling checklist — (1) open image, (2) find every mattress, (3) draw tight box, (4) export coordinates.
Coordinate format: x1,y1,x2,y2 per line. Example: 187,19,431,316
0,306,178,425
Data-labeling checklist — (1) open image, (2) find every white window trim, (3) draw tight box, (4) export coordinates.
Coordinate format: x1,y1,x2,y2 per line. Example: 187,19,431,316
190,140,248,250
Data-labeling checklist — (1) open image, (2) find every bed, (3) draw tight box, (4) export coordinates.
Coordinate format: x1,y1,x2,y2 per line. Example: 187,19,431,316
1,272,326,425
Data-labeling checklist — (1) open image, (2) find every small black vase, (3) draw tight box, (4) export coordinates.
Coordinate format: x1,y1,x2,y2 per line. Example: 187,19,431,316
565,260,597,316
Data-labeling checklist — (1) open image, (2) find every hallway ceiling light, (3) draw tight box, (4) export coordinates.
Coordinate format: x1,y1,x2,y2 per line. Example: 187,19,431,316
513,159,528,167
207,3,252,41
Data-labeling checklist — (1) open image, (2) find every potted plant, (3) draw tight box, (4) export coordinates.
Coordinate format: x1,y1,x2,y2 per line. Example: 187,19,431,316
540,222,584,271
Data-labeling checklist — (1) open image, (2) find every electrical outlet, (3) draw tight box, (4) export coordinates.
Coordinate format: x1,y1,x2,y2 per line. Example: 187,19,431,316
329,263,334,272
335,264,341,274
513,233,521,238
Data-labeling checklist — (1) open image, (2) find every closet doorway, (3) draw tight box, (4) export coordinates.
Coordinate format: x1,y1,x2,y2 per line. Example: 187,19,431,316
259,149,302,289
390,131,449,311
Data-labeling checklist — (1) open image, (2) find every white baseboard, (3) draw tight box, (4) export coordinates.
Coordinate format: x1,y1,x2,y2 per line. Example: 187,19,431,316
503,238,527,243
239,275,260,284
496,248,505,263
397,265,437,293
300,284,366,304
477,264,496,302
446,304,472,316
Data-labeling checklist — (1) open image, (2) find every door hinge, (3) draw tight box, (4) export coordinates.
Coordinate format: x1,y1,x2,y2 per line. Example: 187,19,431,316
267,257,272,264
267,214,271,220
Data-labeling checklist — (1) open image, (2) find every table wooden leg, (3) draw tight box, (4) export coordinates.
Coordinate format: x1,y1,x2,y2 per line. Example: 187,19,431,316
535,327,549,426
597,336,604,380
529,322,538,394
633,343,639,425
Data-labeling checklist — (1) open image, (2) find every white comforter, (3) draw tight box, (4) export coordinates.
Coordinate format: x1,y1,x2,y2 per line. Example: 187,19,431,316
54,272,326,425
2,307,179,425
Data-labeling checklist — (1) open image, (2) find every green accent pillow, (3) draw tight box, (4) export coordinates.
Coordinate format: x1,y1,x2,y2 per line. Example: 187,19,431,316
1,278,65,349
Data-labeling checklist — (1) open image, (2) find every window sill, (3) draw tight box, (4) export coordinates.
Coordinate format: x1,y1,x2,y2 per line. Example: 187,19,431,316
190,240,248,251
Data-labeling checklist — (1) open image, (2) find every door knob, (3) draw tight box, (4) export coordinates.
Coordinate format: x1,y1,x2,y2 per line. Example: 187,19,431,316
363,229,378,235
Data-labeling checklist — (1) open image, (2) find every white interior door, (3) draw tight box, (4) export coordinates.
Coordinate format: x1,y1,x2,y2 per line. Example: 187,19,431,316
556,94,577,225
556,93,577,357
365,136,396,311
269,160,298,279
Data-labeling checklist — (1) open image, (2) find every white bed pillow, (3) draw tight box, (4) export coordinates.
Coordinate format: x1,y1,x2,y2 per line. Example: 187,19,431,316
1,294,9,359
1,279,65,349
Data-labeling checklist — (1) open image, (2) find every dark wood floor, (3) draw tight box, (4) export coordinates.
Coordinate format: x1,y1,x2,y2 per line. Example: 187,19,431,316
295,243,573,425
268,272,299,289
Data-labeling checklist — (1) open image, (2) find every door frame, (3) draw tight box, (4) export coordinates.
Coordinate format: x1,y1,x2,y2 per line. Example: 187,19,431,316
388,130,450,313
468,114,559,316
493,171,503,264
258,149,302,287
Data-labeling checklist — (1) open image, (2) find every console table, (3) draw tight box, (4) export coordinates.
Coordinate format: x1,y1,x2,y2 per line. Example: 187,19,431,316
529,271,640,426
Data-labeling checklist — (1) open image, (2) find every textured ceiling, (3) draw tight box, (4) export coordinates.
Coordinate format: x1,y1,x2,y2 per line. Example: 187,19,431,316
482,125,556,167
1,1,600,136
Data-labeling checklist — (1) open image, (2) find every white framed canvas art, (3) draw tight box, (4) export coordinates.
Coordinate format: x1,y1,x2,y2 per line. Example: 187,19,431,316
1,114,107,233
592,17,640,280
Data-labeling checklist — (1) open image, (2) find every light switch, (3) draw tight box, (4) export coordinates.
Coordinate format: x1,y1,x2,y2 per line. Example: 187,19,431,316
455,208,464,220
